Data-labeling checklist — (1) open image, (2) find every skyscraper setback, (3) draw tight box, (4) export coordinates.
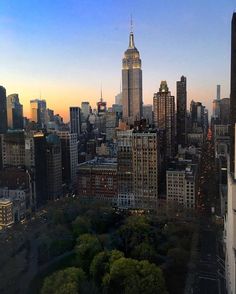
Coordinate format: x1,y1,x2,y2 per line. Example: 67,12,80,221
230,12,236,177
176,76,187,147
122,26,143,125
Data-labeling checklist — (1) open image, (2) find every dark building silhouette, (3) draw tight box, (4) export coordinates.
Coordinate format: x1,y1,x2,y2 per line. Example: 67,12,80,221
230,12,236,175
70,107,81,137
176,76,187,147
0,86,7,134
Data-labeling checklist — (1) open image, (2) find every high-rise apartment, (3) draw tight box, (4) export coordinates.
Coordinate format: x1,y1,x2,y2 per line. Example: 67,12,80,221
122,27,143,125
7,94,23,130
153,81,175,157
176,76,187,147
0,86,7,134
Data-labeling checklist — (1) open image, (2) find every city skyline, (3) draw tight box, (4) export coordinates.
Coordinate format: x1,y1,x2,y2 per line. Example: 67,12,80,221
0,0,235,121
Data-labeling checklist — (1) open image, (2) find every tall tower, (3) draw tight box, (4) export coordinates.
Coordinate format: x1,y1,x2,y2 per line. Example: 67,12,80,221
0,86,7,134
230,12,236,177
7,94,23,130
153,81,175,157
122,22,143,125
176,76,187,147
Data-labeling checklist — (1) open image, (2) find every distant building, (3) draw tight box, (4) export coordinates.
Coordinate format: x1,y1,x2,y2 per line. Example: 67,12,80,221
115,92,122,105
7,94,23,130
77,157,117,203
81,102,90,122
122,27,143,124
30,99,47,127
153,81,175,157
0,86,7,134
143,104,153,125
217,84,221,101
105,112,117,141
166,160,198,209
70,107,81,137
0,199,14,228
176,76,187,147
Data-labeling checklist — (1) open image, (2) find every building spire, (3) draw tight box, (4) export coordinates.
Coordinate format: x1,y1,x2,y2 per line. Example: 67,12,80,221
129,15,135,48
100,83,103,102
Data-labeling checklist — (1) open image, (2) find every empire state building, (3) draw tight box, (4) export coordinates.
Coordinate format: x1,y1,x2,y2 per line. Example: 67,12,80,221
122,27,143,125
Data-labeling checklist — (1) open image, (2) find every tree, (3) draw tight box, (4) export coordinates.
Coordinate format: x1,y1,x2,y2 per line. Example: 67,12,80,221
41,267,85,294
73,216,91,237
131,242,158,263
75,234,102,272
90,250,124,286
117,215,150,254
103,257,167,294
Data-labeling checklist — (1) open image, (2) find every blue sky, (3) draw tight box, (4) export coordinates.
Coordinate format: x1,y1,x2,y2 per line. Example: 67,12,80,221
0,0,235,120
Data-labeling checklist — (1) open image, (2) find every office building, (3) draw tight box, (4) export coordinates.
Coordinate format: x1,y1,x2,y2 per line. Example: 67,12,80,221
122,26,143,124
77,157,117,203
176,76,187,147
220,98,230,125
217,84,221,101
105,112,117,141
70,107,81,137
46,134,62,200
153,81,175,157
143,104,153,125
1,131,25,168
57,131,78,189
0,86,7,134
7,94,23,130
132,130,159,209
117,129,134,208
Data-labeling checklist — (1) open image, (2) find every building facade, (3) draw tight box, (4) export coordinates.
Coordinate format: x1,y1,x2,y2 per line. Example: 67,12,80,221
70,107,81,137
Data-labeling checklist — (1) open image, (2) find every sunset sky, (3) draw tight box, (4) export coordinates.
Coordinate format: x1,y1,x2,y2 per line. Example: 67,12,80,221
0,0,235,121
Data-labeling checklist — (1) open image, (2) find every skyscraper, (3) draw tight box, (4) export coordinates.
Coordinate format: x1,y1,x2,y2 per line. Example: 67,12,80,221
30,99,47,127
70,107,81,137
153,81,175,157
0,86,7,134
122,25,143,125
230,12,236,176
217,84,221,101
7,94,23,130
176,76,187,147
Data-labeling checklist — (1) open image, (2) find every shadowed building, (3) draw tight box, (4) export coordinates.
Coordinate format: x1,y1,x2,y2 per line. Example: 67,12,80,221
0,86,7,134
